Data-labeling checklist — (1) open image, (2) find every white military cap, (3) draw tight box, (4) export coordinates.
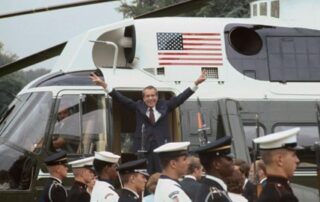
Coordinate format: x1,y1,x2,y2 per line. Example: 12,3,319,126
154,142,190,157
94,151,120,163
253,127,301,150
69,156,94,168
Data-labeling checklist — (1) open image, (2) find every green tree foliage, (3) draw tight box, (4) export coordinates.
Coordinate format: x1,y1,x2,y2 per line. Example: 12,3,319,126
118,0,184,18
195,0,252,17
0,43,49,113
118,0,253,18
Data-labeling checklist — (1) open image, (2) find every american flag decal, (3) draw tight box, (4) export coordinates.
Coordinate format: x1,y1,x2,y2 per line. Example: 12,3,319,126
157,32,223,66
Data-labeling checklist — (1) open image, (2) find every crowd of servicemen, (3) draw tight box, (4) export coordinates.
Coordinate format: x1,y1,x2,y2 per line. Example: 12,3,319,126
39,70,301,202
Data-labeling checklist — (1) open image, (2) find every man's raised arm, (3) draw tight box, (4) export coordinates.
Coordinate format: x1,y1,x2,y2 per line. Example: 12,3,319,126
90,72,107,90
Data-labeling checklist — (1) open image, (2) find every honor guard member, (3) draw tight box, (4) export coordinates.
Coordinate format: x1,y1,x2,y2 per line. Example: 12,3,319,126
193,136,234,202
40,151,68,202
153,142,192,202
90,151,120,202
117,159,149,202
67,157,95,202
180,156,203,201
253,128,301,202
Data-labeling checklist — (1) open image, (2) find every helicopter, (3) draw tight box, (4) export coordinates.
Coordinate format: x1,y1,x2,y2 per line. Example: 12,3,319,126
0,0,320,201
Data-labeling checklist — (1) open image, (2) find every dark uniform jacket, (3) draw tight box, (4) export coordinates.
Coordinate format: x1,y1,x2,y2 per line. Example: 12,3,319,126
195,175,232,202
109,87,194,152
257,176,299,202
40,177,67,202
117,188,140,202
67,180,90,202
243,179,256,202
180,176,202,201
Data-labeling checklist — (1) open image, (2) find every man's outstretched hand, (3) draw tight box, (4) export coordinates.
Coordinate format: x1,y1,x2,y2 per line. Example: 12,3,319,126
90,72,107,89
194,70,207,86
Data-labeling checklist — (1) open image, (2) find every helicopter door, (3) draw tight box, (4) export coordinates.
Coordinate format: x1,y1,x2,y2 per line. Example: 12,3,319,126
50,92,109,155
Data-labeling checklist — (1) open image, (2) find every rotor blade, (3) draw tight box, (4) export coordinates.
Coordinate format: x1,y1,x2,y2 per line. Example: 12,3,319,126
0,42,66,77
0,0,114,19
135,0,211,19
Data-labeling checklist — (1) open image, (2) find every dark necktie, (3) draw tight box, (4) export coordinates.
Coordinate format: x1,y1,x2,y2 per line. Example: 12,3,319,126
149,108,155,123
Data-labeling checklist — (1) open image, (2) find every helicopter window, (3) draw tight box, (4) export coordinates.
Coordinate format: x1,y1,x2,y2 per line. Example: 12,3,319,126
274,125,318,168
51,94,107,155
0,92,52,153
260,2,267,16
252,4,258,16
0,94,28,134
0,145,36,190
228,27,262,56
271,0,280,18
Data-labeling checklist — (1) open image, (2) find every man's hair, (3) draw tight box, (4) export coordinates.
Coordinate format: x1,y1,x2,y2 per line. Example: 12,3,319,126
146,172,161,194
93,159,113,175
234,159,250,178
72,167,85,177
255,160,266,174
142,85,158,97
225,170,244,194
120,173,135,184
261,149,286,165
186,156,202,175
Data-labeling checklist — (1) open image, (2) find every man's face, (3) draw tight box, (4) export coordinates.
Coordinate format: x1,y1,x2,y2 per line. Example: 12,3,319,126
132,173,147,193
174,155,190,177
57,108,69,121
143,89,158,108
282,150,300,178
194,166,204,180
57,164,68,179
83,168,95,184
216,156,234,178
107,163,119,180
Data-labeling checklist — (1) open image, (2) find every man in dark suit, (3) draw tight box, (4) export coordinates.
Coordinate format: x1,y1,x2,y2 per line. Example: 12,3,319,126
180,156,203,201
90,71,206,173
235,159,256,202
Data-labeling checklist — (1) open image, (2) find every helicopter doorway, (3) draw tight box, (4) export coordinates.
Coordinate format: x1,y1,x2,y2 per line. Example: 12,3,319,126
111,90,181,154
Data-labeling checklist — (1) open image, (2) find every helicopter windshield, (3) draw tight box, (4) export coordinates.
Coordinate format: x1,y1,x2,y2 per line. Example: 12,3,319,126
0,92,53,152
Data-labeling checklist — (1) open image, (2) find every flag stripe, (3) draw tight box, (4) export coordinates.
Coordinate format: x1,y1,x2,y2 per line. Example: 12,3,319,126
183,38,221,41
159,62,223,66
159,57,222,61
158,52,222,56
182,33,220,36
183,48,221,51
183,43,221,46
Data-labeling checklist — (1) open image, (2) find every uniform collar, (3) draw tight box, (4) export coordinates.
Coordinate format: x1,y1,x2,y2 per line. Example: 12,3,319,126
74,180,87,188
184,175,196,181
205,175,227,191
50,176,62,184
160,175,180,185
98,178,114,187
260,177,267,184
266,175,290,185
123,187,140,199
